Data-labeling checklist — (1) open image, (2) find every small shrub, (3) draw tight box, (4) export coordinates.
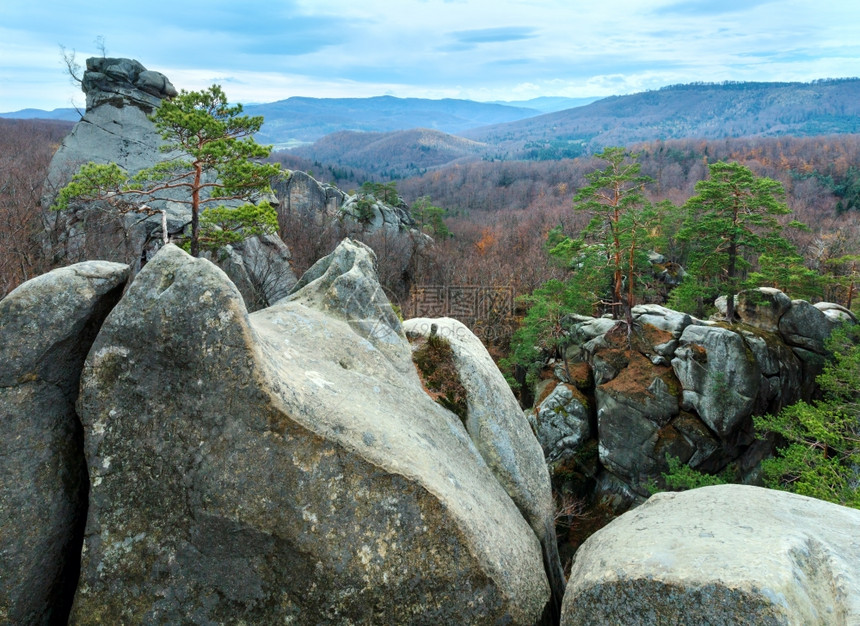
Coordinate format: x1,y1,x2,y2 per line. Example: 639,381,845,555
412,334,468,425
650,455,733,493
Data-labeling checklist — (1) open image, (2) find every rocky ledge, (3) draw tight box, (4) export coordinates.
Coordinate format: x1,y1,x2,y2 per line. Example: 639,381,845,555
1,240,556,624
2,243,859,624
529,288,857,511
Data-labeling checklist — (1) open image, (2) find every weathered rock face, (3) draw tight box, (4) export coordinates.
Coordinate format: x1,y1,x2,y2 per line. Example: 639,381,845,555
287,237,411,375
43,59,175,210
561,485,860,625
276,169,345,221
340,193,418,237
815,301,858,324
780,298,842,354
0,261,129,625
404,317,553,534
81,56,177,111
72,243,550,623
42,57,296,311
404,317,565,609
536,290,850,506
528,382,591,464
274,169,426,242
733,287,792,332
672,324,760,440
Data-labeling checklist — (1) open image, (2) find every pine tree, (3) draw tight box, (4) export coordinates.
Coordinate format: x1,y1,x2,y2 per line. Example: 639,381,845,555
571,147,655,326
676,161,794,320
53,85,282,257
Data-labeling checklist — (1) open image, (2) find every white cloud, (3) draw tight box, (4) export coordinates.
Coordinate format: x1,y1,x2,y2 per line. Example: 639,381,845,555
1,0,859,111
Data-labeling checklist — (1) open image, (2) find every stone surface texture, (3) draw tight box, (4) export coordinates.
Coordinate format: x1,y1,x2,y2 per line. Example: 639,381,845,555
404,316,565,610
273,169,430,245
536,288,853,505
561,485,860,625
528,382,591,464
0,261,129,625
71,243,550,623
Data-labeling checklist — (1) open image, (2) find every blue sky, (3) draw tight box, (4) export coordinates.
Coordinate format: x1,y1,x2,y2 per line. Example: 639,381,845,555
1,0,858,112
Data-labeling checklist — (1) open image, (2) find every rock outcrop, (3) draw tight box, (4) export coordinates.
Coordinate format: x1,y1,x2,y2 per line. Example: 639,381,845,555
0,261,129,625
528,382,591,464
42,57,296,311
276,170,345,221
561,485,860,625
81,57,178,111
71,242,551,623
404,317,565,611
274,169,426,240
531,290,853,509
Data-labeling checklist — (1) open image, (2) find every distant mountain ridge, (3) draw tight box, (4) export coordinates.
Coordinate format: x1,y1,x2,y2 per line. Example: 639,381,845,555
0,108,81,122
243,95,542,149
0,95,572,150
291,78,860,178
6,79,859,178
463,78,860,157
290,128,486,178
488,96,600,113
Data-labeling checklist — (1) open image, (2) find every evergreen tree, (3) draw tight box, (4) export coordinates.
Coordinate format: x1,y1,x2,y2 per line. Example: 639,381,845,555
410,196,451,238
567,147,655,326
676,161,795,320
755,324,860,509
53,85,281,257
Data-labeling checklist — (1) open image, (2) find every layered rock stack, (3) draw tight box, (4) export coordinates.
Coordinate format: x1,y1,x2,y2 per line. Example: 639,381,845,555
41,57,296,311
529,288,856,512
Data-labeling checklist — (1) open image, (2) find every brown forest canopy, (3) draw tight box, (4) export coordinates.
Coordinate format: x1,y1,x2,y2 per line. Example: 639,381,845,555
2,119,859,311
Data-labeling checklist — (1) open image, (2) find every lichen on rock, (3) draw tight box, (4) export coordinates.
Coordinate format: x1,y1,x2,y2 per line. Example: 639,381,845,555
71,243,550,623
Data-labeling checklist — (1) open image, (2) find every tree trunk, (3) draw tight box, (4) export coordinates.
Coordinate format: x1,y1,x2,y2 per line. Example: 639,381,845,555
726,238,737,322
161,210,169,245
191,162,202,257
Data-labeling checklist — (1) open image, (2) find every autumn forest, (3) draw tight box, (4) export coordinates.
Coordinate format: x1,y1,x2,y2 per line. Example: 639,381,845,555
2,118,859,367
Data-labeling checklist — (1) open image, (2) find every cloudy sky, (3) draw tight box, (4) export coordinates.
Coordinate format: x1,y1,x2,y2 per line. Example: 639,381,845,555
1,0,858,112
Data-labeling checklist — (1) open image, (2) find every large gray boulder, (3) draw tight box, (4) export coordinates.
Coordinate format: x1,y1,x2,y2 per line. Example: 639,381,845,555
404,316,565,609
671,324,760,439
595,354,683,493
631,303,697,360
219,233,296,309
81,56,177,110
340,193,419,237
528,382,591,463
403,317,552,535
287,238,409,368
814,301,857,324
274,170,424,244
780,298,842,354
73,243,549,623
561,485,860,625
739,327,803,414
276,169,346,223
735,287,793,333
0,260,129,625
42,57,297,311
536,289,846,509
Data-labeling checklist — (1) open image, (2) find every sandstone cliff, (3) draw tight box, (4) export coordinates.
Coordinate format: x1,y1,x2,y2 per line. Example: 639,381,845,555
41,57,296,311
2,241,556,624
529,289,857,521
